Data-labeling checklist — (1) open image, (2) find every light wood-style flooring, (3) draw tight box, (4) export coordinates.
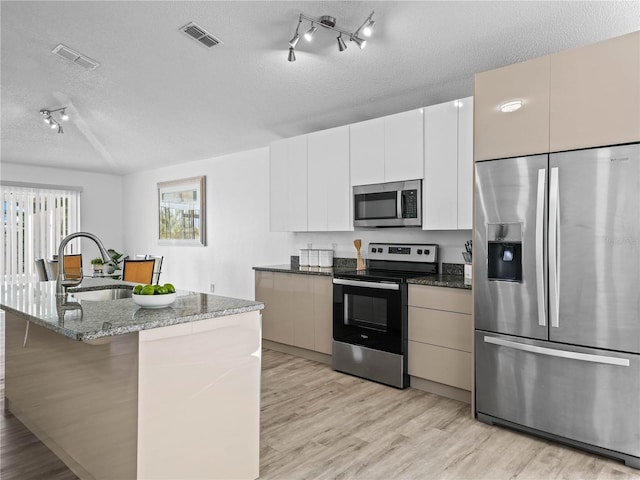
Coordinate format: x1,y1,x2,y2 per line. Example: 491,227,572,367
2,347,639,479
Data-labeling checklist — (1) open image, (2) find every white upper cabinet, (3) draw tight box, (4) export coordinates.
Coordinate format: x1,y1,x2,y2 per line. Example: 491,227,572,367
384,109,425,182
350,109,424,186
269,135,308,232
423,97,473,231
307,125,351,232
350,117,385,186
457,98,473,230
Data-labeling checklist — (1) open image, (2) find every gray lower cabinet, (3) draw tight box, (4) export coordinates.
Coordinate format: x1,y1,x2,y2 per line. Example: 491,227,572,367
255,271,332,355
408,285,473,392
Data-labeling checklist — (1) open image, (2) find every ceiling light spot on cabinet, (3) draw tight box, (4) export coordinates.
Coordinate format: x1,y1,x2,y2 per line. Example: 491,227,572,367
500,100,523,113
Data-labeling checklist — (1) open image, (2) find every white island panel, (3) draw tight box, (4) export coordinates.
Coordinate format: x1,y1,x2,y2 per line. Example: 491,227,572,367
137,311,261,480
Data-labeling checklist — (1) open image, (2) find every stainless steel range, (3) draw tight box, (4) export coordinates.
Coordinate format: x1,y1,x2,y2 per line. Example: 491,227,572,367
332,243,438,389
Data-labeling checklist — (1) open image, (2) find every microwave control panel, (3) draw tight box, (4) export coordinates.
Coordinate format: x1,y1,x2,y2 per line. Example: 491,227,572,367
402,190,418,218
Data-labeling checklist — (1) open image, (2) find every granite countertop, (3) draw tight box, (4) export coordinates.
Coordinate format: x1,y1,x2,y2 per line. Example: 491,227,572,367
254,264,471,290
0,278,264,342
407,274,471,290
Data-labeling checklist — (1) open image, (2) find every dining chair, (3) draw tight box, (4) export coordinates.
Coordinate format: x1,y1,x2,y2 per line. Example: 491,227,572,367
122,259,155,284
146,255,163,284
34,258,49,281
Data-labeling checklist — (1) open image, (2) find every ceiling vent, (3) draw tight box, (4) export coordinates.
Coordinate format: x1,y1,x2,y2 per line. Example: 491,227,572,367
52,44,100,70
180,22,223,48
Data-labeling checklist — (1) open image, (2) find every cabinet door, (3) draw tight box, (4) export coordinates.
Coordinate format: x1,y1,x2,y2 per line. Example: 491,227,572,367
312,276,333,355
269,140,288,232
350,117,384,186
307,126,351,232
289,274,314,351
269,135,308,232
457,97,474,229
384,109,424,182
287,135,308,232
423,101,458,230
550,31,640,151
256,271,293,345
474,56,550,161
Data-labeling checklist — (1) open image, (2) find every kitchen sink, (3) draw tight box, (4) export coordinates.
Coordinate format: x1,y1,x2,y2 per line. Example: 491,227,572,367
70,287,133,301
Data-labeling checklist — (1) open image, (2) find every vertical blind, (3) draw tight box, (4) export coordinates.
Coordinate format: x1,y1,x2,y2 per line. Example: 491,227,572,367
1,183,81,284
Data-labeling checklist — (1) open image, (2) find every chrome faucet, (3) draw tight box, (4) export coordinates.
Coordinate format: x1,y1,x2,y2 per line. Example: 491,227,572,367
56,232,113,297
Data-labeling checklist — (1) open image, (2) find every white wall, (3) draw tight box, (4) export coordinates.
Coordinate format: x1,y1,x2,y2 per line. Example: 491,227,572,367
0,163,125,262
123,148,471,301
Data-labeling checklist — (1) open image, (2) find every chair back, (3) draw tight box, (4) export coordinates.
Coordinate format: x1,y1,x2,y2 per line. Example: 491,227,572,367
123,259,155,285
147,255,164,284
45,260,59,279
34,258,48,281
63,254,83,280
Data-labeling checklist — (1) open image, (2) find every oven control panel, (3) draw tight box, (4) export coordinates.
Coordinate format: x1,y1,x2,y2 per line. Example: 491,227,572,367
368,243,437,263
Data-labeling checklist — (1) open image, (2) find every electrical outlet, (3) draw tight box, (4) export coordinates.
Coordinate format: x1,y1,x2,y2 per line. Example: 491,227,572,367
209,283,215,293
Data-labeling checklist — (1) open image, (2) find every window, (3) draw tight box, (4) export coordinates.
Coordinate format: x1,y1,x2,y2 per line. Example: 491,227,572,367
1,182,81,283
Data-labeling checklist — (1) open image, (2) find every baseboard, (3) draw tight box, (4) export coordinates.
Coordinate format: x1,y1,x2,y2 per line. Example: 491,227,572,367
263,340,331,365
410,376,471,404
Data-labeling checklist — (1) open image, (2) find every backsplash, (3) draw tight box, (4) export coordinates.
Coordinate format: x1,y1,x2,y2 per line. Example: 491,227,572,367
441,263,464,275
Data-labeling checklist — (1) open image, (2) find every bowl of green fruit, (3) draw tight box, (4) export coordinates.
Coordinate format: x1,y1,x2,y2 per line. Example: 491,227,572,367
132,283,177,308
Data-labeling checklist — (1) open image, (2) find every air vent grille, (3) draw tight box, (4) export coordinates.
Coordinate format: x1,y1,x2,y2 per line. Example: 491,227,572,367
52,44,100,70
180,22,222,48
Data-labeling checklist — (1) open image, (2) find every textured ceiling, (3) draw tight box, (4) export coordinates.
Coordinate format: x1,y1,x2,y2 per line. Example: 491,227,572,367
1,1,639,175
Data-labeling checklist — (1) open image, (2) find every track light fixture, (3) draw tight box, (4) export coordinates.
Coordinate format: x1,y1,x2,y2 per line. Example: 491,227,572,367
286,11,375,62
40,106,68,134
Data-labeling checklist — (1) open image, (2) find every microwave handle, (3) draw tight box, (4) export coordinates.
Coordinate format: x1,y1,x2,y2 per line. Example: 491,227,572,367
397,190,403,219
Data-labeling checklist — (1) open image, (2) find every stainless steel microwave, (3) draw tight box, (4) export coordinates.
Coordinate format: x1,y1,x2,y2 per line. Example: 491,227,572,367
353,180,422,228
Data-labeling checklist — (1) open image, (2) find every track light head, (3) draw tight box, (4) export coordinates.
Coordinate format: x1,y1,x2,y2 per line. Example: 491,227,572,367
304,24,317,41
362,20,375,37
351,35,367,49
60,109,69,121
50,122,58,129
337,35,347,52
288,47,296,62
289,33,300,48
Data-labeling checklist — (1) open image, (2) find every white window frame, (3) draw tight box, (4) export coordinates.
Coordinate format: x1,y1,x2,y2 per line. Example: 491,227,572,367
1,181,82,284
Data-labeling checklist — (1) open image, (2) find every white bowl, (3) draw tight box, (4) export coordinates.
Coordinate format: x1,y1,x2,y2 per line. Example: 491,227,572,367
132,292,176,309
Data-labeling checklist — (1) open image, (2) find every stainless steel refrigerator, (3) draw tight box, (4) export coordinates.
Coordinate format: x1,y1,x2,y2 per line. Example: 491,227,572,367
474,143,640,469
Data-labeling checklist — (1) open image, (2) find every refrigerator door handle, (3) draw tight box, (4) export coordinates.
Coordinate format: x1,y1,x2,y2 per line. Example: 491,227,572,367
484,336,630,367
549,167,560,328
536,169,546,327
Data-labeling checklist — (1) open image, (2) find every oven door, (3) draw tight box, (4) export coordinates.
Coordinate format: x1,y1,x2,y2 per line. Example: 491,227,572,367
333,278,405,354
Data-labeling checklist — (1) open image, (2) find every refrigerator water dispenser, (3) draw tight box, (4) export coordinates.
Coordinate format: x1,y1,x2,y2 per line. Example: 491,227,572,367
487,223,522,282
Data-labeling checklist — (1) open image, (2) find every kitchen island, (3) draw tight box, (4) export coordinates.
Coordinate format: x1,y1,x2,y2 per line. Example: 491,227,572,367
1,278,263,480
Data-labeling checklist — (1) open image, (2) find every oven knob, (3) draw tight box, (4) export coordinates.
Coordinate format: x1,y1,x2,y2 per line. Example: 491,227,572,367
417,249,423,254
371,247,376,253
377,248,383,253
425,249,430,255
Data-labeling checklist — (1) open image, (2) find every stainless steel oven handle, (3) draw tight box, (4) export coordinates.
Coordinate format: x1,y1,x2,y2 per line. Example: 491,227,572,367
484,336,629,367
332,278,400,291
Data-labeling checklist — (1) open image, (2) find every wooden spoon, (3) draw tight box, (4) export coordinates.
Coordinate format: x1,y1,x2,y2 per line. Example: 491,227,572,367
354,239,365,271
